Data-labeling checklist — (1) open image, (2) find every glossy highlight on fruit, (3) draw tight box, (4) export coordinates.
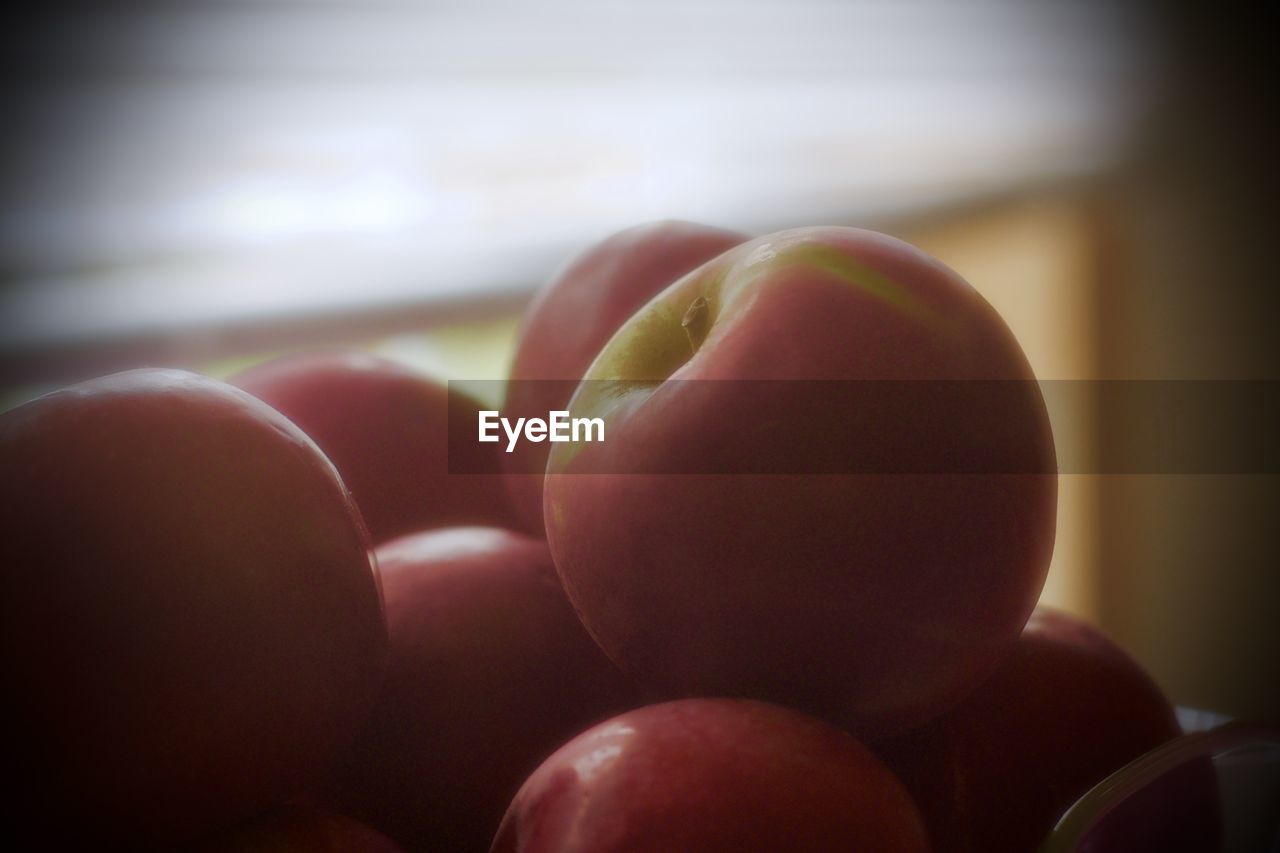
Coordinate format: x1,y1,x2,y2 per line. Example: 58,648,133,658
492,698,931,853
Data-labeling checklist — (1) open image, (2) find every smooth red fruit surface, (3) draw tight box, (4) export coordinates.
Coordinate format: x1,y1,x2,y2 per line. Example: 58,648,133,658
193,806,403,852
504,220,746,534
875,609,1195,853
0,369,386,848
492,698,931,853
322,527,638,852
544,226,1056,735
232,350,517,544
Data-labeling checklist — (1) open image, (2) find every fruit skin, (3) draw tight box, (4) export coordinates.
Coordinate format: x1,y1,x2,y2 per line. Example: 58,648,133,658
192,806,403,852
232,350,518,544
544,225,1057,735
0,369,386,848
1072,756,1222,853
874,608,1203,853
491,697,931,853
504,220,747,534
321,527,639,853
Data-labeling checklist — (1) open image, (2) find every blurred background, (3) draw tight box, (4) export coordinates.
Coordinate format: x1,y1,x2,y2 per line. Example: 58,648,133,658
2,1,1275,721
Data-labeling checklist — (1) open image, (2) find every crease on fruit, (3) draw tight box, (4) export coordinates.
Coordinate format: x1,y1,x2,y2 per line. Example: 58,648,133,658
550,264,730,475
681,296,712,355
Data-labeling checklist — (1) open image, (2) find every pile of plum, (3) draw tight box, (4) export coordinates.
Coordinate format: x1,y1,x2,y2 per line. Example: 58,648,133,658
0,224,1216,851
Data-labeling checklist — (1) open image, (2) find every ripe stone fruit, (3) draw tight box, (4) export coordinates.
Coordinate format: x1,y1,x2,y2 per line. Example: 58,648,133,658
492,698,930,853
321,527,638,852
875,608,1206,852
232,350,517,544
544,226,1056,735
0,369,386,848
504,220,746,534
192,806,403,852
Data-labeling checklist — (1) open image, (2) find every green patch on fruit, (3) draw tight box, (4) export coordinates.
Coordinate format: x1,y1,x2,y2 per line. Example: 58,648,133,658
549,262,730,475
598,303,692,383
780,243,920,314
553,270,722,472
585,262,731,387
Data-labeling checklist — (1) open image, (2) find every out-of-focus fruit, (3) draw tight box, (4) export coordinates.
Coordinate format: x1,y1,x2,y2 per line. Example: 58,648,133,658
504,220,746,534
1071,758,1222,853
232,350,517,544
193,806,403,852
0,369,386,848
492,698,931,853
875,608,1207,852
321,527,638,852
544,226,1056,735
